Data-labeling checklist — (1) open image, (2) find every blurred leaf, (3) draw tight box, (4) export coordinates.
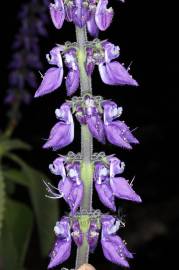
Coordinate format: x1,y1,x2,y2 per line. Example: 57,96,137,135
6,153,59,256
0,164,6,236
0,199,33,270
3,169,29,187
0,139,31,157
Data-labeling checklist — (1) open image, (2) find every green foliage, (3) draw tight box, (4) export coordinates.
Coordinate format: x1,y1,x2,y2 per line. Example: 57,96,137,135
5,153,59,256
0,164,6,236
0,138,31,157
0,137,59,268
0,199,33,270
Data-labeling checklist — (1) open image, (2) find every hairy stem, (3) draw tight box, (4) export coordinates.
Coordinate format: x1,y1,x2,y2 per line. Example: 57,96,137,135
75,26,93,269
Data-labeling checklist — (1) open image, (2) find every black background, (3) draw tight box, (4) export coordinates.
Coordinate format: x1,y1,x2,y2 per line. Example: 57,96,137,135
0,0,178,269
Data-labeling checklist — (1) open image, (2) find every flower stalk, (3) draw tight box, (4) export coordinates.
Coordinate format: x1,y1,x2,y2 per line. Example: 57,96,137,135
75,25,94,268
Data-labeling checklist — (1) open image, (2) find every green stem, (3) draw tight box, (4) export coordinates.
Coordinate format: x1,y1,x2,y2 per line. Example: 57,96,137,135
75,26,93,269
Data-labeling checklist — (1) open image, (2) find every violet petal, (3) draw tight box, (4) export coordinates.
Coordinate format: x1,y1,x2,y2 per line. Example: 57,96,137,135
34,67,63,97
48,239,71,268
99,61,138,86
49,0,65,29
49,157,66,177
70,182,84,214
58,178,73,201
95,182,116,211
95,0,113,31
72,219,83,246
87,115,106,143
72,0,90,28
110,177,142,203
104,121,132,149
66,68,80,96
108,156,125,177
87,221,100,252
43,121,74,150
87,11,99,37
48,217,71,268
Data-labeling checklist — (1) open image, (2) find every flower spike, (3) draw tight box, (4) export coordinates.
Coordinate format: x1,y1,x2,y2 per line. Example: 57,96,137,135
35,0,141,268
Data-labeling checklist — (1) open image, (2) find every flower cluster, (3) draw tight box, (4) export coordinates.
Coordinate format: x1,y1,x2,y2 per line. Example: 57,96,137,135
6,0,49,106
45,154,141,213
48,214,133,269
34,41,138,98
94,155,141,211
42,96,139,150
50,0,113,36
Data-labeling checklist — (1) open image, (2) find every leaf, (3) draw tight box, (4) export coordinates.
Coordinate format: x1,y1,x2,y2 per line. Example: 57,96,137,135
0,165,6,236
0,139,31,157
3,169,29,187
0,199,33,270
6,153,59,256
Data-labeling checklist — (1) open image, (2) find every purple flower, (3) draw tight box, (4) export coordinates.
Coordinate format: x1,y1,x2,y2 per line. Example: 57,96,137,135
85,48,95,76
35,46,63,97
49,156,66,177
94,162,116,211
110,177,142,203
43,102,74,150
64,49,80,96
87,220,100,252
66,69,80,96
99,41,138,85
87,8,99,37
94,156,141,210
6,0,49,107
101,215,133,267
49,0,114,36
99,61,138,86
61,162,84,214
64,2,73,22
72,0,91,28
108,156,142,203
46,159,83,213
103,100,139,149
85,41,138,86
85,96,105,143
49,216,83,268
71,219,83,246
35,46,81,97
48,217,72,269
50,0,65,29
75,97,139,149
87,115,105,143
95,0,114,31
75,95,105,143
109,156,125,177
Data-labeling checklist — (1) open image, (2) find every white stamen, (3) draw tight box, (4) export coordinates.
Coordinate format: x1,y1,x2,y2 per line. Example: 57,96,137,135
127,61,133,72
130,176,135,187
45,194,63,199
38,71,44,79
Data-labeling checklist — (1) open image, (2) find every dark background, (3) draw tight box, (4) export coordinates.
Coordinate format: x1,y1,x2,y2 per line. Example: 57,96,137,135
0,0,178,269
